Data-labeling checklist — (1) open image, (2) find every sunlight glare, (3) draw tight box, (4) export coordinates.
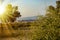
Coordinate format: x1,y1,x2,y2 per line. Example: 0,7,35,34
0,5,5,15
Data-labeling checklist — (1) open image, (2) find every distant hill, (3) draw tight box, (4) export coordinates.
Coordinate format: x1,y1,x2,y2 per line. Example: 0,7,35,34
19,16,37,20
17,16,38,21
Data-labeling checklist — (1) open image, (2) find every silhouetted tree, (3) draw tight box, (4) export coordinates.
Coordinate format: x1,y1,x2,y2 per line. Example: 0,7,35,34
5,4,21,22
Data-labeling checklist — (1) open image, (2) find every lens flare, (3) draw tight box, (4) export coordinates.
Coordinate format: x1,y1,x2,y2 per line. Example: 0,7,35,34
0,5,5,15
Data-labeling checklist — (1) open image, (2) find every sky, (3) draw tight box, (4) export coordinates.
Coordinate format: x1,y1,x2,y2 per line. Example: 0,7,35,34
0,0,56,17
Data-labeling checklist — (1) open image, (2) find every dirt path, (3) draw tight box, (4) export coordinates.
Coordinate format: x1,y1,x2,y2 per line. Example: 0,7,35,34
0,36,31,40
0,37,20,40
0,30,32,40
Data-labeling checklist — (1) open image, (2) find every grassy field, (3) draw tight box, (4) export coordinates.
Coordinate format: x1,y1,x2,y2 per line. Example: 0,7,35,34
0,19,59,40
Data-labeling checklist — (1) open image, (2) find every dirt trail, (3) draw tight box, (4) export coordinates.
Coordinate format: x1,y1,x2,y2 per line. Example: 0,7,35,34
0,30,32,40
0,35,31,40
0,37,20,40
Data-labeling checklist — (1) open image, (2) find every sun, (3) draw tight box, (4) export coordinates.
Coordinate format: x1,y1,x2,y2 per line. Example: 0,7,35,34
0,5,5,15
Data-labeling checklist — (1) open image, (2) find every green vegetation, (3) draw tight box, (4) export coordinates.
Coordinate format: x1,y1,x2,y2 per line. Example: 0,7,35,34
0,1,60,40
30,1,60,40
11,1,60,40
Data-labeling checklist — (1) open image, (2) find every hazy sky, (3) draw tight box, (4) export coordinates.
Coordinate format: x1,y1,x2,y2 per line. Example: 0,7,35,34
1,0,56,17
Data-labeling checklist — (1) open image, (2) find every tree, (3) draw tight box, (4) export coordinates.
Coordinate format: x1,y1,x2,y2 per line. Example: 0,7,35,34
0,4,21,37
2,4,21,22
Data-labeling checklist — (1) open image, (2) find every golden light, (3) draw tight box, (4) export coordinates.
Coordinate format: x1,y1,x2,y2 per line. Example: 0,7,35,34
0,5,5,15
0,4,6,23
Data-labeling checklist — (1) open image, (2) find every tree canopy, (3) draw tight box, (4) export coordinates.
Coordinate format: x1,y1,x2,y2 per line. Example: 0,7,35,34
0,4,21,22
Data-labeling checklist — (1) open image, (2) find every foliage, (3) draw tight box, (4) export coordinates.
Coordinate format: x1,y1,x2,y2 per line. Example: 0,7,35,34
0,4,21,37
0,4,21,22
0,1,60,40
31,1,60,40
